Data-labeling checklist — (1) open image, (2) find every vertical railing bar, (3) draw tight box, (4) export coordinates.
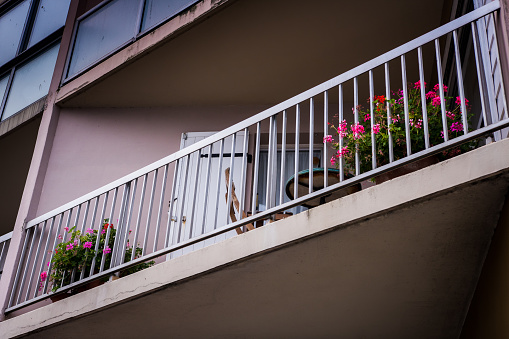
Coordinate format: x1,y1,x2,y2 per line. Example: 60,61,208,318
70,203,84,283
0,243,6,278
369,70,376,170
16,226,38,304
110,184,128,268
142,170,158,255
354,77,360,176
270,117,278,210
44,213,64,293
435,38,449,141
132,174,147,261
294,105,300,201
239,129,249,222
109,184,129,271
166,161,180,248
89,197,99,232
120,178,137,265
177,155,191,242
34,217,55,298
279,112,287,205
0,242,4,263
471,22,489,127
251,124,261,216
100,187,119,273
418,47,431,149
453,30,469,134
338,84,344,181
401,54,412,156
153,165,169,252
226,134,236,223
72,204,81,233
199,146,212,234
475,16,499,130
266,117,274,210
62,208,73,243
309,98,314,194
212,140,225,230
25,222,46,301
90,192,109,276
80,197,97,280
188,151,201,239
8,228,31,307
385,63,394,163
488,13,509,121
80,201,90,234
323,91,328,188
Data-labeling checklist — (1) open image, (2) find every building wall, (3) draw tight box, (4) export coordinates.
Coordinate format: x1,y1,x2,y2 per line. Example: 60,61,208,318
36,105,269,216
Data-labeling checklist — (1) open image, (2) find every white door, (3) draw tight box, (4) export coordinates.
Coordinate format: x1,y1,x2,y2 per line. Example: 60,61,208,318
168,131,247,258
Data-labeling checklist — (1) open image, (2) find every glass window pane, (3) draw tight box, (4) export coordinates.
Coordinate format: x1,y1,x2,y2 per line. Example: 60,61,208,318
0,74,9,107
0,0,31,66
27,0,71,48
66,0,141,78
141,0,197,32
2,43,59,121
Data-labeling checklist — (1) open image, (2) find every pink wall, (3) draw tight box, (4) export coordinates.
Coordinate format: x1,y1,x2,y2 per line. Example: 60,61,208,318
36,105,269,216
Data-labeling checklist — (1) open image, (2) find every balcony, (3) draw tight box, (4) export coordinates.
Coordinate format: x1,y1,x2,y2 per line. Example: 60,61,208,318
0,1,509,337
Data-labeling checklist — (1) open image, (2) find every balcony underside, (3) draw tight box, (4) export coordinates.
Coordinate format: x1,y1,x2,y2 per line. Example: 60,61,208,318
56,0,447,108
3,139,509,338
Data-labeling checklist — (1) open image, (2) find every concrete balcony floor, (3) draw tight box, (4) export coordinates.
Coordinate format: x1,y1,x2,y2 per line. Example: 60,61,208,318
2,138,509,338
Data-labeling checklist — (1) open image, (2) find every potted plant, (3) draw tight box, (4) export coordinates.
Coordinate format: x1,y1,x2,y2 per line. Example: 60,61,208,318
325,81,478,182
39,219,154,300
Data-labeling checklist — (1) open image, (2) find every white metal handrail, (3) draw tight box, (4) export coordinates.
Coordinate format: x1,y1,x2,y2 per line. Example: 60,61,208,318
6,1,509,312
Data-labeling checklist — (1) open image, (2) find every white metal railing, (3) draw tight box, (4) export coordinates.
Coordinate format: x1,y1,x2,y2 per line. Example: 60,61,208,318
0,232,12,281
6,1,509,312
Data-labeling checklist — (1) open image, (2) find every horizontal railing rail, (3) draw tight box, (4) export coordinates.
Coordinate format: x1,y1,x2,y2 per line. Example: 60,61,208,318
6,1,509,312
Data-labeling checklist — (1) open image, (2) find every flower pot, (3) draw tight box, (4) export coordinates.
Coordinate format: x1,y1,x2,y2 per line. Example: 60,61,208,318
49,291,72,303
374,156,439,184
50,278,104,303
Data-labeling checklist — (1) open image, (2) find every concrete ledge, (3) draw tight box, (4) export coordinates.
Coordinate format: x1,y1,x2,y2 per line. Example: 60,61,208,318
2,138,509,338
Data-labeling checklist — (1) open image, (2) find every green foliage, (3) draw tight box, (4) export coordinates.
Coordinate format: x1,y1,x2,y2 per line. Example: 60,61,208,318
42,219,154,293
328,82,478,174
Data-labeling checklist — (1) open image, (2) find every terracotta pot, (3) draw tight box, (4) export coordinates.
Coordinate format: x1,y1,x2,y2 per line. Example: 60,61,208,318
49,291,72,303
50,278,105,303
375,156,439,184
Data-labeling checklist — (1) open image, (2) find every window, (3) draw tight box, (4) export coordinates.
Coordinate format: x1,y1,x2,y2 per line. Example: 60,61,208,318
64,0,199,81
141,0,198,32
27,0,72,48
2,43,60,121
0,0,70,122
66,0,142,78
0,0,31,66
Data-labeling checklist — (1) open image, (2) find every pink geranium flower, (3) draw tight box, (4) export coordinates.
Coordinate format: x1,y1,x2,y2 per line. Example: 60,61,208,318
450,122,463,132
372,123,381,135
337,147,349,157
323,135,333,143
